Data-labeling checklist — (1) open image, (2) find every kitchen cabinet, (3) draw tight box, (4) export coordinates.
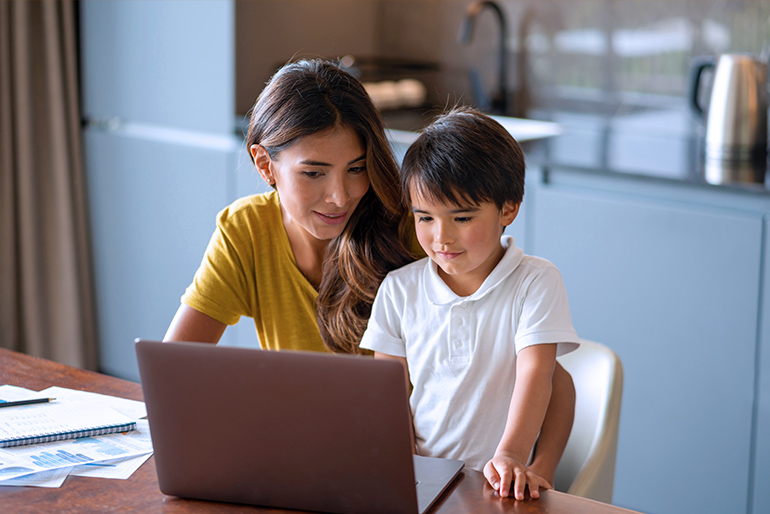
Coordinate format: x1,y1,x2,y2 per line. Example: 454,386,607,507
81,0,264,381
754,233,770,514
81,0,233,134
525,166,764,514
83,130,238,379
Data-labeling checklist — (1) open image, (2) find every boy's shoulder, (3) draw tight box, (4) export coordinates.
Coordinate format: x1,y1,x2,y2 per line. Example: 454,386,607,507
510,253,566,291
389,255,430,276
499,236,559,275
384,256,430,286
518,253,559,273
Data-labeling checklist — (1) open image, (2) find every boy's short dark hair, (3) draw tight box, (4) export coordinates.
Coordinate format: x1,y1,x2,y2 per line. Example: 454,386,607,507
400,106,525,209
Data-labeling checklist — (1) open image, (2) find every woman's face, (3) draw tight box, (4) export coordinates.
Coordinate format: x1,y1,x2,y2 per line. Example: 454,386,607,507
252,125,370,244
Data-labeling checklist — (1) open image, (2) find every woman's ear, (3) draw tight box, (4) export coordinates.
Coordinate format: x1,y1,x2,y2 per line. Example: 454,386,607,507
500,201,521,227
250,144,275,186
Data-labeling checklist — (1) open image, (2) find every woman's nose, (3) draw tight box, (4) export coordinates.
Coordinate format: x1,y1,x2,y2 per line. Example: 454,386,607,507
325,174,350,206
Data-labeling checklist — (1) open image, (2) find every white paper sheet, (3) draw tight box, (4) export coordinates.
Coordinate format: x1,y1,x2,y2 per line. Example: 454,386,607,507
71,451,152,480
0,386,153,486
39,386,147,420
0,466,72,487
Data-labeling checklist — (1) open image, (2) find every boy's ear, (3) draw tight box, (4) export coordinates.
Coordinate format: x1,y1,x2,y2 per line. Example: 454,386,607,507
250,144,275,186
500,201,521,227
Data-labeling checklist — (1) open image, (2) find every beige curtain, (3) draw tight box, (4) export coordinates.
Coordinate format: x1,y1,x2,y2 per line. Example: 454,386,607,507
0,0,97,370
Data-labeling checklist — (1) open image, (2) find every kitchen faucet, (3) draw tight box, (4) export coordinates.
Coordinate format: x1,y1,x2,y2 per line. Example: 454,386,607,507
458,1,509,115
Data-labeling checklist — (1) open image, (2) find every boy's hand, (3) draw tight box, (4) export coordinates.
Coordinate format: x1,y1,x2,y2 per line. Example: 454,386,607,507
483,452,552,500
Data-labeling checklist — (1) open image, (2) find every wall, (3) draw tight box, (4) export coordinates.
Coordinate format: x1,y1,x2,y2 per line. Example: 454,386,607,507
236,0,770,119
375,0,770,117
235,0,380,115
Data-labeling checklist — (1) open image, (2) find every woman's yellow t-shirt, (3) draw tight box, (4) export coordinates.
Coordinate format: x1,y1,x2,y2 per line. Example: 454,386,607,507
182,191,327,352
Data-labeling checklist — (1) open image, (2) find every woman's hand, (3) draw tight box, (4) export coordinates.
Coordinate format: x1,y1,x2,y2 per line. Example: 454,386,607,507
483,451,552,500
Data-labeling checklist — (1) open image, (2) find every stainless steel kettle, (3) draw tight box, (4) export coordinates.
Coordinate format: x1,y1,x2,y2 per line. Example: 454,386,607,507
689,53,768,160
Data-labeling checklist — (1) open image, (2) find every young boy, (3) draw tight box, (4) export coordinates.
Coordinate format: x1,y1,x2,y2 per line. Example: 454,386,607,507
360,107,580,500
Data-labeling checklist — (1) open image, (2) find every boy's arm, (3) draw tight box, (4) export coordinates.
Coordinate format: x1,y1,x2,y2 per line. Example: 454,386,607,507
373,352,416,452
483,343,556,500
528,362,575,484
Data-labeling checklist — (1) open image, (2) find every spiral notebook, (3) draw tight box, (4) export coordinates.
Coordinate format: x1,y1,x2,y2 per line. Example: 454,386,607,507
0,400,137,448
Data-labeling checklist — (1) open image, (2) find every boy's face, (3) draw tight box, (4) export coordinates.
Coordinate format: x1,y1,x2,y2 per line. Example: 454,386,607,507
410,183,519,297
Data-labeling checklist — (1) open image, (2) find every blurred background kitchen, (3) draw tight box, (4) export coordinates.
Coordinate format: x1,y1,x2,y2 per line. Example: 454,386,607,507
3,1,770,513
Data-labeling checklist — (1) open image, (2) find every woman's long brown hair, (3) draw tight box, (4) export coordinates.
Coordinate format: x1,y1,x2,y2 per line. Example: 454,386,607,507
246,59,415,354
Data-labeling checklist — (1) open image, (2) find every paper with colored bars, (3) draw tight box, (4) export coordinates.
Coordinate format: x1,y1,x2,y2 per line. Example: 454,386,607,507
0,385,152,486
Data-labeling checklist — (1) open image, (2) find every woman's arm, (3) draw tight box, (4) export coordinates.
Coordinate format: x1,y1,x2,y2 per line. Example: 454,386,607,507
163,304,227,344
483,343,557,500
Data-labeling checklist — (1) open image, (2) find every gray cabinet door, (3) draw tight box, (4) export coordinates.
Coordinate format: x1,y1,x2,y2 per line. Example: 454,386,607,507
754,234,770,514
80,0,234,133
533,186,761,514
83,130,237,380
81,0,240,380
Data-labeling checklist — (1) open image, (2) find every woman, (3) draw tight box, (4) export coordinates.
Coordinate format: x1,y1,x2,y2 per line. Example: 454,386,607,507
164,59,415,353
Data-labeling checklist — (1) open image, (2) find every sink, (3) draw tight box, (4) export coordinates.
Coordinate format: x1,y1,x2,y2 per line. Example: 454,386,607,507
487,115,563,141
384,110,562,163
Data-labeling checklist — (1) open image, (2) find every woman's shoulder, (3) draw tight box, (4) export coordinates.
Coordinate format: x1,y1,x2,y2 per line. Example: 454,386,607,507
222,190,278,214
217,191,279,223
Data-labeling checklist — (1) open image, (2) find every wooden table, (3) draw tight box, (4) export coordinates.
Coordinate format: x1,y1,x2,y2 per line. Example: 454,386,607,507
0,348,641,513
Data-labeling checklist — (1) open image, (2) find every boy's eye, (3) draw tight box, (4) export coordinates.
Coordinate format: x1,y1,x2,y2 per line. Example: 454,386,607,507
455,216,472,223
416,215,433,223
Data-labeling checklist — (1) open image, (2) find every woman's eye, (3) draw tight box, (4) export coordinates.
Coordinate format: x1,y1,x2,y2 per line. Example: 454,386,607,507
417,216,433,223
302,171,322,178
349,166,367,174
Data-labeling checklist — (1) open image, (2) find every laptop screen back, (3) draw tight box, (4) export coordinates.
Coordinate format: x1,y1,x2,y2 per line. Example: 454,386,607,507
136,340,421,514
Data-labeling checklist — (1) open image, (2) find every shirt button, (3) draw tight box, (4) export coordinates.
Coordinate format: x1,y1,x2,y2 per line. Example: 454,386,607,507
455,318,463,326
454,340,462,347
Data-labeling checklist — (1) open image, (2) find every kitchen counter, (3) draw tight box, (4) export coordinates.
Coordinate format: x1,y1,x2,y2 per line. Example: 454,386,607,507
524,105,770,196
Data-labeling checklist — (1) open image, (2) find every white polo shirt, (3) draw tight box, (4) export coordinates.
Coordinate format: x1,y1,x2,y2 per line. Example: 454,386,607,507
360,236,579,471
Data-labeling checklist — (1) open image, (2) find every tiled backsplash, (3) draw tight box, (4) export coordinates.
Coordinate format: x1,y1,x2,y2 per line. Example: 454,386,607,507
236,1,770,118
378,0,770,117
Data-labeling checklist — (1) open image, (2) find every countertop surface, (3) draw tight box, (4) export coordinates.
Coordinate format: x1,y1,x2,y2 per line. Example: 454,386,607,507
523,104,770,196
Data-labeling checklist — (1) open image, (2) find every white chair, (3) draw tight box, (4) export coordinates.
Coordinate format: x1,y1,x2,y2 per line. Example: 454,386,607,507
552,339,624,504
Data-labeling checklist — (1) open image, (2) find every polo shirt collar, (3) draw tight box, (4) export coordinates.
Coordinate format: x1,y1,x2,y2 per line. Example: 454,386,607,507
423,235,524,305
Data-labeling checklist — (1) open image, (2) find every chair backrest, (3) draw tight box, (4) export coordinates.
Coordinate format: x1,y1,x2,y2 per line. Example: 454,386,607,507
552,339,623,503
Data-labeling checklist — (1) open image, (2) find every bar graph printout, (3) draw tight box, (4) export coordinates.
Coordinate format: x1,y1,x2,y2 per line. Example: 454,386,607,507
0,385,152,485
0,466,72,488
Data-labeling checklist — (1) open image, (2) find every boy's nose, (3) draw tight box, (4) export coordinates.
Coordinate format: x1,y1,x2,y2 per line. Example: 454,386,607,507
434,222,454,245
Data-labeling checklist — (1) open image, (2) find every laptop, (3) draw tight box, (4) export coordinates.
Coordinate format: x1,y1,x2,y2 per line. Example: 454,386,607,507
135,340,464,514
